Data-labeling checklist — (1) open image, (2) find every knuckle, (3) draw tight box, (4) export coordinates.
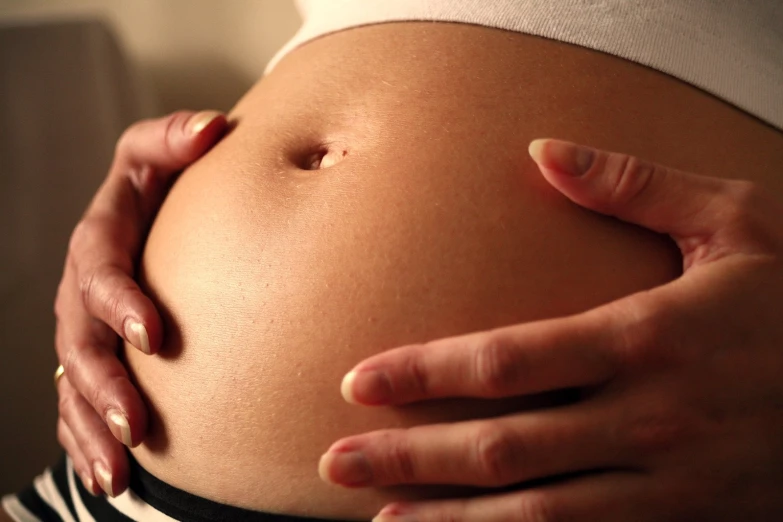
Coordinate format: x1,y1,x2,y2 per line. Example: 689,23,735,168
61,347,86,400
78,266,100,312
78,264,129,330
405,352,432,398
624,406,690,456
86,382,106,418
517,492,564,522
609,297,672,370
62,345,110,417
68,219,95,260
608,153,662,207
115,116,155,159
473,334,522,396
61,345,78,381
162,111,191,160
162,113,179,154
57,386,77,418
471,425,519,485
384,433,417,483
115,111,189,167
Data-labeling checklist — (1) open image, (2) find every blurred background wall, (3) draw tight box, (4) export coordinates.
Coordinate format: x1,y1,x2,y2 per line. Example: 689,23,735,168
0,0,301,494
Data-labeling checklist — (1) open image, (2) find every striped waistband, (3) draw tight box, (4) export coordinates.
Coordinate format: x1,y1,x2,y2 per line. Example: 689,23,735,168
2,454,352,522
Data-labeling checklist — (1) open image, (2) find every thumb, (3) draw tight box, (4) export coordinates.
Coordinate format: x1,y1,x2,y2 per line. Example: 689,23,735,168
113,110,228,177
528,138,769,265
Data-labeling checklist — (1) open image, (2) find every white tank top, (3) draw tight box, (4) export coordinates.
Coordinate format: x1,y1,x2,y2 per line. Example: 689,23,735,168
267,0,783,133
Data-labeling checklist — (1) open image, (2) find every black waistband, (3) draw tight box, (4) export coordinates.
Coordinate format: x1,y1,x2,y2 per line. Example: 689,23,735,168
128,452,355,522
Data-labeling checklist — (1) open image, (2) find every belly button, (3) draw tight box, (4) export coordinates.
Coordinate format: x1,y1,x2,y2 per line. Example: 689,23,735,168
302,146,348,170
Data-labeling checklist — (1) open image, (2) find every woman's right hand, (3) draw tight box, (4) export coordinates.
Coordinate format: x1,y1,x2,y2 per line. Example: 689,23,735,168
54,110,228,497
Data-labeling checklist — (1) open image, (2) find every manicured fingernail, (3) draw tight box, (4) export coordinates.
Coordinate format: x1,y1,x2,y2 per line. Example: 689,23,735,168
529,138,594,176
187,110,222,136
94,462,114,497
107,409,133,446
128,322,150,355
341,370,393,405
318,450,372,487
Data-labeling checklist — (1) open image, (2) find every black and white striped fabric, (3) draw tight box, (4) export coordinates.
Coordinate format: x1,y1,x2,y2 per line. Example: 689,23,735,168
2,455,343,522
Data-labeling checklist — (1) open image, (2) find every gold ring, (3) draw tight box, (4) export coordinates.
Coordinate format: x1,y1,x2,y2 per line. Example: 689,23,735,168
54,365,65,389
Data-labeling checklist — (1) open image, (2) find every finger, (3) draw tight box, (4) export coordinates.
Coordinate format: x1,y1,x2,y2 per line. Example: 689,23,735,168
374,472,651,522
101,110,228,226
528,138,777,265
57,377,129,497
57,419,100,496
68,111,226,355
319,404,626,488
112,110,227,184
341,309,617,405
56,263,147,447
66,224,161,355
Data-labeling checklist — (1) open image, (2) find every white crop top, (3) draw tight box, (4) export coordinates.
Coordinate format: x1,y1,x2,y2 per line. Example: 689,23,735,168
266,0,783,133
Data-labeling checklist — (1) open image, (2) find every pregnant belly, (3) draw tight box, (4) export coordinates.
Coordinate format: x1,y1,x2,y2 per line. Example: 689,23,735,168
123,22,783,519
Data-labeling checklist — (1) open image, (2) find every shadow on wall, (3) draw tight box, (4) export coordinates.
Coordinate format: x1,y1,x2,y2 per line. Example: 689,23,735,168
0,15,254,494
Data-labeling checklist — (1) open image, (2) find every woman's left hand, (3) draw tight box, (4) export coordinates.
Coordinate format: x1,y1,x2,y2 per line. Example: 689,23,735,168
319,138,783,521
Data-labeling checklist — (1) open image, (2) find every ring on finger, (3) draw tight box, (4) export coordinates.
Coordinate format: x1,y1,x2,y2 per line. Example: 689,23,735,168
54,364,66,389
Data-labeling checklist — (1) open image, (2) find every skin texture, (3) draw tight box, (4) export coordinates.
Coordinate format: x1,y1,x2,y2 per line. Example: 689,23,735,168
334,139,783,521
116,22,783,519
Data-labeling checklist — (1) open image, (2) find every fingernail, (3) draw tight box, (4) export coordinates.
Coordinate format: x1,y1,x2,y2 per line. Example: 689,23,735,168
529,138,594,176
128,322,151,355
341,370,393,405
374,503,416,521
94,462,114,497
81,474,98,496
107,408,133,446
341,371,360,404
187,110,223,136
318,450,373,487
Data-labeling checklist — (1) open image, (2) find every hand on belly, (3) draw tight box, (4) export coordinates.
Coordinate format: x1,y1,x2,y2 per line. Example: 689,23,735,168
117,21,775,518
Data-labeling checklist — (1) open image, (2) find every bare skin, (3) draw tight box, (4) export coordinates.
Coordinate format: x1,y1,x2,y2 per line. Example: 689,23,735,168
110,22,783,519
332,139,783,520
